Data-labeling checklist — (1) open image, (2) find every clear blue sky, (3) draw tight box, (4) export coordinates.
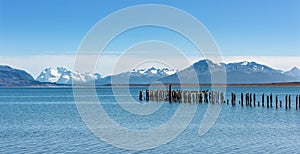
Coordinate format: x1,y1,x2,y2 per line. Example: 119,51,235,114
0,0,299,56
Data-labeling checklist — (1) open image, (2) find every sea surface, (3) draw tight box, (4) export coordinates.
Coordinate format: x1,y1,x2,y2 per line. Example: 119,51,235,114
0,86,299,153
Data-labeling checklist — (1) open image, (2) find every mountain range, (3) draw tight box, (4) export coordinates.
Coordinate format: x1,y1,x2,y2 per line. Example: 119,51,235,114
36,67,101,85
1,59,300,86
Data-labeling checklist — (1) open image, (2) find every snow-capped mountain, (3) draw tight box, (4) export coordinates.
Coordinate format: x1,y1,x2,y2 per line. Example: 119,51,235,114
96,67,178,85
36,67,101,84
159,59,298,84
131,67,177,76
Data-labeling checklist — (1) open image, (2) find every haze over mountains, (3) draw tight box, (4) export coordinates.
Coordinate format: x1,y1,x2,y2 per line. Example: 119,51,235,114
1,59,300,86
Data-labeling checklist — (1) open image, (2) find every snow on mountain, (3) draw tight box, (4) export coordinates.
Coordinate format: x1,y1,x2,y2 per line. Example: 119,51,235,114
99,67,178,85
159,59,297,84
131,67,177,76
36,67,101,84
226,61,269,73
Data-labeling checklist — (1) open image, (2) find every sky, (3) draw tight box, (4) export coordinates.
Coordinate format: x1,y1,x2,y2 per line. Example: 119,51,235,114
0,0,299,77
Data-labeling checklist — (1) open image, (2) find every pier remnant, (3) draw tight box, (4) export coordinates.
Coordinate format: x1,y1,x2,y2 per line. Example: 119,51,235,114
169,84,172,103
262,93,265,107
139,90,143,101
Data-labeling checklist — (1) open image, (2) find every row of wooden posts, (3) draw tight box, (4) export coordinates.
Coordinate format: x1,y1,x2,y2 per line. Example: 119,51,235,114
139,85,300,110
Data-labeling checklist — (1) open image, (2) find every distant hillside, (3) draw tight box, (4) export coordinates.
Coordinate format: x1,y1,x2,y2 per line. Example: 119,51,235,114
159,60,299,84
0,65,57,87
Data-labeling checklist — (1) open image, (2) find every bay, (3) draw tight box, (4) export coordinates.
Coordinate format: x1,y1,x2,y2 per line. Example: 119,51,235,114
0,86,299,153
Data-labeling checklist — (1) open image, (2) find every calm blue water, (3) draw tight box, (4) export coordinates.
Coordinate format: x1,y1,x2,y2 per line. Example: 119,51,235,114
0,86,299,153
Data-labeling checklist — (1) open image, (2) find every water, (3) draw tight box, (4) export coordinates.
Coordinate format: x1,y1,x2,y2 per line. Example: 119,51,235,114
0,86,299,153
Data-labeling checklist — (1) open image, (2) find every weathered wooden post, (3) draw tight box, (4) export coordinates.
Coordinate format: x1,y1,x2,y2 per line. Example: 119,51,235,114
262,93,265,107
234,93,237,105
216,91,219,103
285,95,288,109
211,92,214,104
200,92,203,103
209,92,212,103
241,93,244,106
298,95,300,109
253,93,256,106
221,92,224,104
232,93,236,106
149,90,153,101
146,90,149,101
150,90,154,101
183,91,187,103
245,93,248,106
267,95,269,108
205,92,208,103
231,93,234,106
188,92,191,103
192,92,196,103
289,95,291,109
270,93,273,108
280,100,282,108
250,93,252,107
139,90,143,101
169,84,172,103
179,91,182,103
250,93,252,106
276,95,278,109
296,95,298,110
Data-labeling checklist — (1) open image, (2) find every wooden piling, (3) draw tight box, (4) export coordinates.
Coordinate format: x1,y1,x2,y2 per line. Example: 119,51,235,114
280,100,282,108
241,93,244,106
169,85,172,103
204,92,208,103
245,93,248,106
270,94,272,108
145,90,149,101
253,93,256,106
231,93,236,106
183,91,187,103
200,92,203,103
285,95,288,109
139,90,143,101
221,92,224,104
250,93,252,107
276,95,278,109
267,95,269,108
289,95,291,109
296,95,298,110
298,95,300,109
262,93,265,107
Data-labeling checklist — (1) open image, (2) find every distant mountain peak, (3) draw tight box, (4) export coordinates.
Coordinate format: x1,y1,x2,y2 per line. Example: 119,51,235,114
290,67,300,72
285,67,300,79
131,67,177,76
36,67,101,84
